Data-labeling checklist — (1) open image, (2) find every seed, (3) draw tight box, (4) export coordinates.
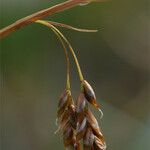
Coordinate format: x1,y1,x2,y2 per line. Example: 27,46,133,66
83,127,95,148
76,118,87,141
76,93,88,114
82,80,100,109
93,136,106,150
63,124,75,147
57,90,72,119
86,110,104,139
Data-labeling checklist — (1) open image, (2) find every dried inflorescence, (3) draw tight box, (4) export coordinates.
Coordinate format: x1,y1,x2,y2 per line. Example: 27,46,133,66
56,81,106,150
56,90,81,149
76,80,106,150
35,19,106,150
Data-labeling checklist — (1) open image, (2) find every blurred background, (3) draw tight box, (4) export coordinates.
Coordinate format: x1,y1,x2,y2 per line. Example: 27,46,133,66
0,0,150,149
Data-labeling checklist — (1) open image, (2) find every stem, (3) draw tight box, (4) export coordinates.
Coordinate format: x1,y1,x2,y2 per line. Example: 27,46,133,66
47,23,84,81
51,28,71,90
0,0,87,39
35,20,71,90
47,21,98,32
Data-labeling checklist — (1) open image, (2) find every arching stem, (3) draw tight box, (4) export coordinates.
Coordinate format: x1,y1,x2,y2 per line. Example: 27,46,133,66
35,20,84,82
51,28,70,90
35,20,70,90
51,24,84,82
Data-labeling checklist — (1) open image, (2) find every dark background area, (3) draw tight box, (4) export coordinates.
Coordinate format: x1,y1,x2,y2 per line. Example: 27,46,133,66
0,0,150,149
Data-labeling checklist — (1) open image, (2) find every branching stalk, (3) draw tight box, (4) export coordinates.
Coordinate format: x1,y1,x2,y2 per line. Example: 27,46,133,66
35,20,84,81
51,25,84,81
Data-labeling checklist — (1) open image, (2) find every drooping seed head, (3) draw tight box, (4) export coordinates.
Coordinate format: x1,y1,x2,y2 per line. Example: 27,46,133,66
81,80,100,109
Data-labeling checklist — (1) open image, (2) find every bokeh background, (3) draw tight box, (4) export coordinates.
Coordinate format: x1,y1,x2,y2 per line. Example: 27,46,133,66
0,0,150,150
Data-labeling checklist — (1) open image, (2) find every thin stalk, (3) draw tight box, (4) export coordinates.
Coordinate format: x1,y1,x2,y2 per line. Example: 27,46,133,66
35,20,70,90
50,24,84,81
51,29,70,90
47,21,98,33
35,20,84,81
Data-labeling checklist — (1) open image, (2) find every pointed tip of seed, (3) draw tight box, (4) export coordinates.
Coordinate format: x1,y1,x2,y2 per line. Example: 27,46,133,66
55,118,58,126
98,109,103,119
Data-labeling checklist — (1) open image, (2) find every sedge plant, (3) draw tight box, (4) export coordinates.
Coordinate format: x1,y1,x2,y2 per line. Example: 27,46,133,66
35,20,106,150
0,0,107,149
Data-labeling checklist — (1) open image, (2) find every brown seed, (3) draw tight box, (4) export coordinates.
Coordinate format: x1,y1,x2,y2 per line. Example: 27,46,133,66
93,136,106,150
76,93,88,123
63,124,75,147
76,118,87,141
83,127,95,150
68,104,77,129
86,110,104,140
57,90,72,119
55,110,70,134
82,80,100,109
76,93,88,113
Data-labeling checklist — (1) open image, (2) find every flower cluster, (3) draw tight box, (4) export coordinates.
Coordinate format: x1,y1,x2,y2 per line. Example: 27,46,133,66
56,80,106,150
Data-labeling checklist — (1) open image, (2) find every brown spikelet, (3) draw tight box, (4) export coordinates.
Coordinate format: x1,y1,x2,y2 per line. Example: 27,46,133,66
56,90,82,149
83,127,95,150
62,105,83,150
76,117,87,141
75,87,106,150
86,110,104,140
76,93,88,141
76,93,88,114
62,114,76,149
82,80,100,109
57,90,72,120
68,104,77,129
56,84,106,150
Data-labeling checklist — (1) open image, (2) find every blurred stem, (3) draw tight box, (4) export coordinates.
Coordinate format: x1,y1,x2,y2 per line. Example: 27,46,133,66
35,20,71,90
0,0,101,39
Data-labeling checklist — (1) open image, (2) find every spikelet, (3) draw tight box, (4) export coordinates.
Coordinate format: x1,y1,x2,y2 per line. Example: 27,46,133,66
83,127,95,150
81,80,100,109
86,110,104,140
76,93,88,141
75,80,106,150
57,90,72,121
56,90,82,149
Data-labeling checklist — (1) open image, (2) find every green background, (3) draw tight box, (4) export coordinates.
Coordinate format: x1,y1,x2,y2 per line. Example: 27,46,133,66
0,0,150,149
